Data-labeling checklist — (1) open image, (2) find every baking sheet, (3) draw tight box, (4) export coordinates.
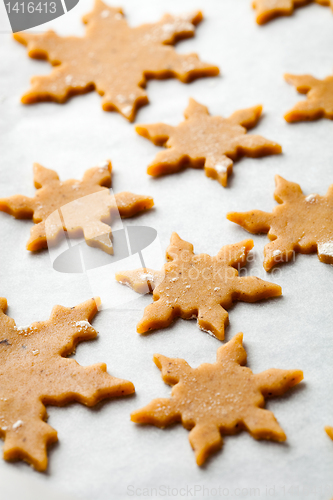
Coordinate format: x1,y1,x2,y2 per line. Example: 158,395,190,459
1,0,333,498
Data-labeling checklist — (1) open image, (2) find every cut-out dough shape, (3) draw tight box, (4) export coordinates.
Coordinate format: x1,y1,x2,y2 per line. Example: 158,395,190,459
131,332,303,465
116,233,281,339
13,0,219,121
326,426,333,440
284,73,333,122
253,0,332,25
227,175,333,270
0,297,134,471
136,98,281,187
0,161,153,254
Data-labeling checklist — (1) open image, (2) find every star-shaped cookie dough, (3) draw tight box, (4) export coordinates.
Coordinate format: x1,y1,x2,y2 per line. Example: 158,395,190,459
0,297,134,471
136,98,282,187
13,0,219,121
284,73,333,122
326,426,333,440
253,0,332,25
0,161,153,254
116,233,281,339
131,332,303,465
227,175,333,270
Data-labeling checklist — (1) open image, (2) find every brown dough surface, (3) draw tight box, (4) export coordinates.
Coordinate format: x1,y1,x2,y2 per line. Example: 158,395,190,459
131,332,303,465
116,233,281,339
253,0,332,25
0,161,153,254
227,175,333,270
284,73,333,122
136,98,281,187
0,297,134,471
13,0,219,121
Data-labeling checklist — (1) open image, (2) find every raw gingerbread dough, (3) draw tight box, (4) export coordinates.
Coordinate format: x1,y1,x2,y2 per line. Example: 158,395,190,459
136,98,281,187
0,297,134,471
326,426,333,440
284,73,333,122
0,161,153,254
253,0,332,25
116,233,282,339
13,0,219,121
131,332,303,465
227,175,333,270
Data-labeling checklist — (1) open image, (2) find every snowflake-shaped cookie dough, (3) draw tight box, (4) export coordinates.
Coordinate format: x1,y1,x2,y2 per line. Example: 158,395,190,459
227,175,333,270
0,161,153,254
13,0,219,121
131,332,303,465
116,233,281,339
326,426,333,440
136,98,281,187
0,297,134,471
253,0,332,25
284,73,333,122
